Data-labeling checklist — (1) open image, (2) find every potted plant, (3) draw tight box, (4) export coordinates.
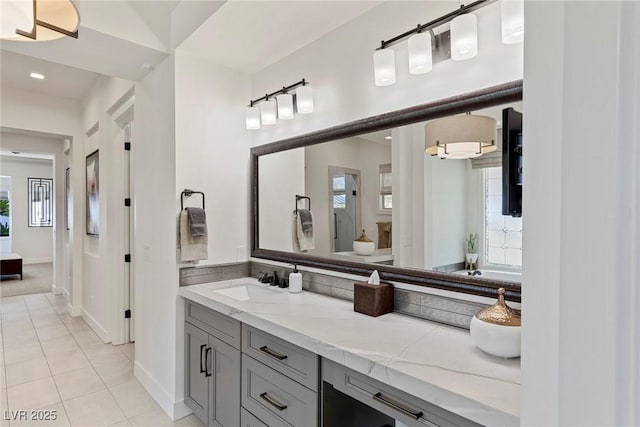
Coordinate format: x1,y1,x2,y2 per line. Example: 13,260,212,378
465,233,479,269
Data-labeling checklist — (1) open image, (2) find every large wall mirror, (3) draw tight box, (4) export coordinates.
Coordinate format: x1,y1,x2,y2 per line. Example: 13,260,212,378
252,80,523,301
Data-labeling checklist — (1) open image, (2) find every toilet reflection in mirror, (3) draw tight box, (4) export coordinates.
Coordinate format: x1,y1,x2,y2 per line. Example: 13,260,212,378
257,101,523,283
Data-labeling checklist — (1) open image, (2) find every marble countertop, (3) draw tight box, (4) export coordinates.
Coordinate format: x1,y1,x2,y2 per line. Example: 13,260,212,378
178,278,520,426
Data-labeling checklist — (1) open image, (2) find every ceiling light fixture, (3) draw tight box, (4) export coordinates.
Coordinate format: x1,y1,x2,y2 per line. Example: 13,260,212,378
0,0,80,41
30,72,45,80
372,0,522,86
246,79,313,130
425,114,497,159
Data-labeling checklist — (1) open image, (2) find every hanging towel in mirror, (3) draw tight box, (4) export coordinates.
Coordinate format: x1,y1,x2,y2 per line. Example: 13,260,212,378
293,210,315,251
178,210,208,262
186,207,207,237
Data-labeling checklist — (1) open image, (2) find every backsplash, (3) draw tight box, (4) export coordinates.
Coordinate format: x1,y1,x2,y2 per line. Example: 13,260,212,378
179,261,485,330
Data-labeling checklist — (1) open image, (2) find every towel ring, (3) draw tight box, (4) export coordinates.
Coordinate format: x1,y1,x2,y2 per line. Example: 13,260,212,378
181,189,205,210
294,195,311,213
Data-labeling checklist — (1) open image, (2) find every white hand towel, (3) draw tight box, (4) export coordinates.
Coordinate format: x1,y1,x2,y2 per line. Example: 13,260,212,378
293,211,315,252
177,210,208,262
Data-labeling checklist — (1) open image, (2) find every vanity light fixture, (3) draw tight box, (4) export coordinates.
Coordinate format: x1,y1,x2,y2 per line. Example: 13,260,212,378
450,13,478,60
501,0,524,44
372,0,522,86
246,79,313,130
425,113,497,159
259,98,277,126
408,29,433,75
0,0,80,41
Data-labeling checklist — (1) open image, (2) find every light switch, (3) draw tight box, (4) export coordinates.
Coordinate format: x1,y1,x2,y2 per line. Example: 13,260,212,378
143,245,151,262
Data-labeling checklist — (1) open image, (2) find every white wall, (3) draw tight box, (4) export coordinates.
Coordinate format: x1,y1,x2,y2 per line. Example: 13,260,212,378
251,1,522,146
0,87,83,311
522,1,640,425
258,148,305,253
0,155,54,263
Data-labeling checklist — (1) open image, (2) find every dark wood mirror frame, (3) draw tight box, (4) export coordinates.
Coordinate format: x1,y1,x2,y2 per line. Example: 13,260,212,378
251,80,523,302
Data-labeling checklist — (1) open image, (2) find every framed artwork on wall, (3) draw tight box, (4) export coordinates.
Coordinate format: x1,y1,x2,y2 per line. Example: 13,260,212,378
86,150,99,236
65,168,71,230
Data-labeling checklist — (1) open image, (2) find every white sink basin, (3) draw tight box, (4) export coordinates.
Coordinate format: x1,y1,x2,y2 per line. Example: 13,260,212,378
211,283,281,301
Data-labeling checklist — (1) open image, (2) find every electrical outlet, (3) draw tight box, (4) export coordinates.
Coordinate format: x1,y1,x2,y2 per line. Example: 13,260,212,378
236,246,246,262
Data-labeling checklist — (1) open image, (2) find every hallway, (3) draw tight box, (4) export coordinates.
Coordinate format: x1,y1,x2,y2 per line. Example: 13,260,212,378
0,293,203,427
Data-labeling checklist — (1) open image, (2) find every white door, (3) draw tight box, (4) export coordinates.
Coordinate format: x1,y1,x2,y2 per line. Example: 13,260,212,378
123,123,134,342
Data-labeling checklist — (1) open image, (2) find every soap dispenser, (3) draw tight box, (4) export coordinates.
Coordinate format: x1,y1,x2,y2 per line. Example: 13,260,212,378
289,265,302,293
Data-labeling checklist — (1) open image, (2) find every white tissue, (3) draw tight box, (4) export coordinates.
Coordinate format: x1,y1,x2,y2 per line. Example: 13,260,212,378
367,270,380,285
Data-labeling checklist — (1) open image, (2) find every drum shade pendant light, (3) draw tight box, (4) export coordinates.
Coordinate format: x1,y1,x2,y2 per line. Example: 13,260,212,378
373,48,396,86
450,13,478,60
501,0,524,44
0,0,80,41
425,114,497,159
408,31,432,75
246,79,312,129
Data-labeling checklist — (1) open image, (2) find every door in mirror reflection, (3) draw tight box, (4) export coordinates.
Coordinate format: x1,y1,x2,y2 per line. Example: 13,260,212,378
330,168,360,252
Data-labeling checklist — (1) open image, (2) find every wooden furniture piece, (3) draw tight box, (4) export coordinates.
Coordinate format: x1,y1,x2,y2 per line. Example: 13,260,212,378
1,253,23,280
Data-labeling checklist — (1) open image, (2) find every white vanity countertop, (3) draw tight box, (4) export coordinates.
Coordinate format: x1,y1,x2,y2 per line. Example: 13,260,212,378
178,278,520,426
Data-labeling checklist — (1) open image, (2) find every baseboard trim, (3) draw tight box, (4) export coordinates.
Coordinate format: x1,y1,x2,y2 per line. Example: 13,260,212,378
51,285,63,295
23,258,53,265
61,287,70,299
81,309,111,343
67,303,82,317
134,361,192,420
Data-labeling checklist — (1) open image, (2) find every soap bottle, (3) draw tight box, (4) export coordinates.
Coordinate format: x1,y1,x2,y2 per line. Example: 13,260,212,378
289,265,302,293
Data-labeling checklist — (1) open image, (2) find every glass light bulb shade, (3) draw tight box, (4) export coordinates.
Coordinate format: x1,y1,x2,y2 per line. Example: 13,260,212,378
425,115,497,159
296,85,314,114
501,0,524,44
2,0,80,41
245,106,261,130
408,32,432,75
0,0,34,38
373,48,396,86
260,100,277,125
276,93,294,120
450,14,478,60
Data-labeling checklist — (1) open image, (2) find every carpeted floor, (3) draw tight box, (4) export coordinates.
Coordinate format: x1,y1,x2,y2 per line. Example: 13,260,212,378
0,262,53,297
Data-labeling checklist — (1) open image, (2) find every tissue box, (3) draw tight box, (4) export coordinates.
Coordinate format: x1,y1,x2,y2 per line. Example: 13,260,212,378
353,282,394,317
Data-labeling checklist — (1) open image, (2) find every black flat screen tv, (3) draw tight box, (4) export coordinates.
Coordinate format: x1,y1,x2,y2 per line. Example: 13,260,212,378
502,107,523,217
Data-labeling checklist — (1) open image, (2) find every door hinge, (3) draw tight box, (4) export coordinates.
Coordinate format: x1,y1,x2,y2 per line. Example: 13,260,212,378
124,142,131,151
352,190,357,196
124,198,131,207
124,309,131,319
124,254,131,263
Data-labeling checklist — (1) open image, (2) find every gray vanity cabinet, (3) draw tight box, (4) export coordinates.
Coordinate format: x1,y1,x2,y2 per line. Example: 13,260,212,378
185,302,241,427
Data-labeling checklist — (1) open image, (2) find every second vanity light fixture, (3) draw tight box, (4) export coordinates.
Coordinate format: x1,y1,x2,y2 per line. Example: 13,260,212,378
246,79,314,130
373,0,524,86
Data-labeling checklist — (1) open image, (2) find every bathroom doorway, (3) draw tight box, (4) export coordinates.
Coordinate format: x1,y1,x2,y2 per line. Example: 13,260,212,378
329,167,361,253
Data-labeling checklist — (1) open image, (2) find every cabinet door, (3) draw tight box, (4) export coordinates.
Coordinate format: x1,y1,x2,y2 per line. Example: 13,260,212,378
185,323,209,425
209,334,241,427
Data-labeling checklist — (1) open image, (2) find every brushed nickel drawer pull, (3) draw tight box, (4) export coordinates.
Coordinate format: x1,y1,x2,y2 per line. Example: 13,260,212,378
259,345,288,360
373,392,424,420
259,392,288,411
199,344,206,373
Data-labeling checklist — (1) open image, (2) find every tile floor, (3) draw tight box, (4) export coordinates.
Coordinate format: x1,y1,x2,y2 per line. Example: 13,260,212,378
0,292,204,427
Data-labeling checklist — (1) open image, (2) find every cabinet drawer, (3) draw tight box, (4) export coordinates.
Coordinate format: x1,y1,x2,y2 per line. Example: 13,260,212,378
322,359,480,427
242,354,318,427
242,324,319,391
185,301,241,349
241,408,267,427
